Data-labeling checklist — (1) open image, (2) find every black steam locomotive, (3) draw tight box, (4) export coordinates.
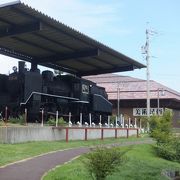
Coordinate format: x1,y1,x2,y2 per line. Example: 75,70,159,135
0,61,112,123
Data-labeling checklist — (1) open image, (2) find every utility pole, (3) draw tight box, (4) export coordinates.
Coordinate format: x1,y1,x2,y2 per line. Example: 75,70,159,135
146,29,150,119
142,29,150,119
117,82,120,121
142,26,158,130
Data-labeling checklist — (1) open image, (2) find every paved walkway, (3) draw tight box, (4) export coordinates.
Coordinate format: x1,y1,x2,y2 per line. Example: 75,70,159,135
0,139,154,180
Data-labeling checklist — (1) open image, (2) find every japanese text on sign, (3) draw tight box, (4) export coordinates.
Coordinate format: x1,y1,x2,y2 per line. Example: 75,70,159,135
133,108,164,116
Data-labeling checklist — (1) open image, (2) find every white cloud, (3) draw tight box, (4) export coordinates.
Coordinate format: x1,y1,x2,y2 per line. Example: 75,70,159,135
1,0,131,40
0,55,19,74
21,0,128,39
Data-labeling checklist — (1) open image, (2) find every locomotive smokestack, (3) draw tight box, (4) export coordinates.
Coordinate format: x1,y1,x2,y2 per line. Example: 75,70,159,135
31,62,37,71
30,62,40,73
18,61,25,73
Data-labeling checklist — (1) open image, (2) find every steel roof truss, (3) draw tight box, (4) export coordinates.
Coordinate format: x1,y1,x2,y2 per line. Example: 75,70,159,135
38,48,99,63
0,21,41,38
33,32,73,51
79,65,135,76
0,46,33,61
11,36,58,54
40,62,78,75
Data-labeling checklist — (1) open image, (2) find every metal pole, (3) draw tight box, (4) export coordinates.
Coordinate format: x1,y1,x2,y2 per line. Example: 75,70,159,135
25,108,27,126
5,106,8,126
146,29,150,119
41,109,44,126
157,88,160,116
117,83,120,121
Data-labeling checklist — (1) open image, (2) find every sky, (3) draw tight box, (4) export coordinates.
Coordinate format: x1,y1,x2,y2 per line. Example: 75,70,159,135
0,0,180,91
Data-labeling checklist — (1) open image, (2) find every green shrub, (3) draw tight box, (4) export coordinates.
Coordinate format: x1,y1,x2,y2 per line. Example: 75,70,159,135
149,109,172,143
149,115,160,134
110,115,116,125
0,121,3,126
46,117,67,126
9,115,25,125
171,137,180,162
58,117,67,126
155,143,177,161
83,146,128,180
151,129,172,144
46,118,56,126
155,137,180,163
140,116,149,129
150,110,180,162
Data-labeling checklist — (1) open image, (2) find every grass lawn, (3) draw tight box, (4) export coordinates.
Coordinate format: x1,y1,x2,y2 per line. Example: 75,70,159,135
43,144,180,180
0,135,149,166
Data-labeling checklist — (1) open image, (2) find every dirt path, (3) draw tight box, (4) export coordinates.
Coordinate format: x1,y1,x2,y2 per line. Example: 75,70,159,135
0,139,154,180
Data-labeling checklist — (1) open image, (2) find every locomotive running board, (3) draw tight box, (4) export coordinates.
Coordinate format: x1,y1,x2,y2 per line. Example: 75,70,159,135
20,91,79,105
71,101,89,104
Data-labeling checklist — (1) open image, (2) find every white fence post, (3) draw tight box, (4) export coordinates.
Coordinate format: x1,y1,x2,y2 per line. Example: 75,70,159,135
41,109,44,127
128,118,131,128
89,113,92,127
108,115,110,128
134,118,137,128
55,111,58,127
25,108,27,126
122,116,124,128
80,113,82,127
99,115,102,127
69,112,72,127
116,116,118,128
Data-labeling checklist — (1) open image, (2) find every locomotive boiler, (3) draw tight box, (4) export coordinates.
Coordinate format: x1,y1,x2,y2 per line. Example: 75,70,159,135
0,61,112,123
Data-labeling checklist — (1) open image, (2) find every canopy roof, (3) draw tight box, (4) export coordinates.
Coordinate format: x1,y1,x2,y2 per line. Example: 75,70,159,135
0,1,145,76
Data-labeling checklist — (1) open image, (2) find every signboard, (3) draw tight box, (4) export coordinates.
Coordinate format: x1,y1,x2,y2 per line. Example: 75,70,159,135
133,108,164,116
